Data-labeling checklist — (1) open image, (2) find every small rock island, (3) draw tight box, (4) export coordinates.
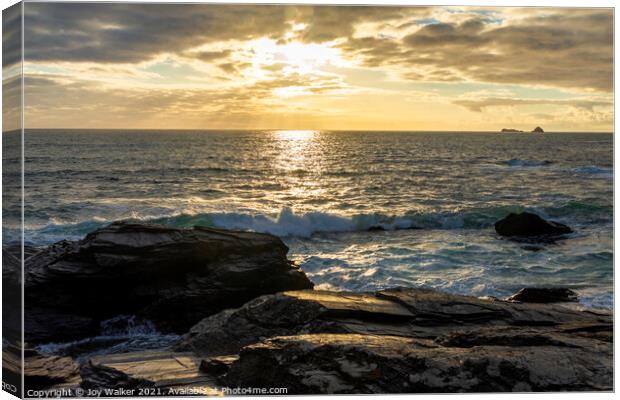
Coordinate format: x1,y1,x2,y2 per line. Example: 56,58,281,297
501,128,523,132
500,127,545,133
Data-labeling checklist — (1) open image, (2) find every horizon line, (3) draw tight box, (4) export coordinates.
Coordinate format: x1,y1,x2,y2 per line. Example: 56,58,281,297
3,128,615,134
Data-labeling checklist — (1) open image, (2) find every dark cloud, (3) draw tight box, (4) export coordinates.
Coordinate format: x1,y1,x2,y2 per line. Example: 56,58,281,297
191,50,232,62
19,4,614,95
22,3,427,64
23,3,295,63
294,6,429,43
2,3,22,68
343,10,613,91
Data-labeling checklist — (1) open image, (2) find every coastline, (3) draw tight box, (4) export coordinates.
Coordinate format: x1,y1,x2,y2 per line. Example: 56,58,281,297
4,219,613,394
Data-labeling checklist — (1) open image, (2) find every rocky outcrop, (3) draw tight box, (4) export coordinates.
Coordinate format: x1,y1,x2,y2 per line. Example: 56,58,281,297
165,288,613,393
532,126,544,133
494,212,572,239
177,288,609,356
501,128,523,133
18,222,313,343
506,288,579,303
224,332,610,393
76,288,612,393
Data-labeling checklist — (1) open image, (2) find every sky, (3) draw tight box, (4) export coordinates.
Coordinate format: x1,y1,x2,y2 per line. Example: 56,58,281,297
2,3,614,131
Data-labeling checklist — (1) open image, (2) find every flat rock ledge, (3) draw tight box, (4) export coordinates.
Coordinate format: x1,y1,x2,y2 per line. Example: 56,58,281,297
77,288,611,394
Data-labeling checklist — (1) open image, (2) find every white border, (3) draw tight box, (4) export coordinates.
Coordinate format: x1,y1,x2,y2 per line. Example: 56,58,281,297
0,1,617,400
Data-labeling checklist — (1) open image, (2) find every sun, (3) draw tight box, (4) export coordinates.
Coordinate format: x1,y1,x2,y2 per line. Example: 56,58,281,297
251,38,341,75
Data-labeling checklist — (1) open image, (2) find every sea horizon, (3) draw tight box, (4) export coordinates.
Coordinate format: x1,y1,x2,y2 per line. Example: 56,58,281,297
4,128,615,134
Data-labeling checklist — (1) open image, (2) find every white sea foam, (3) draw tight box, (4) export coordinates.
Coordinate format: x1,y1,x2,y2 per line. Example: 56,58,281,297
36,315,179,360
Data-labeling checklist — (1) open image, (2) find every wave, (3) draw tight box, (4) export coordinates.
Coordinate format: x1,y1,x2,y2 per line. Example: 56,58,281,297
505,159,552,167
36,315,179,360
572,166,613,179
18,202,611,245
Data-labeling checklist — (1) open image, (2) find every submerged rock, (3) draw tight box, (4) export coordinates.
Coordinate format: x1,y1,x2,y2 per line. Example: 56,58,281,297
494,212,572,238
18,222,313,343
506,288,579,303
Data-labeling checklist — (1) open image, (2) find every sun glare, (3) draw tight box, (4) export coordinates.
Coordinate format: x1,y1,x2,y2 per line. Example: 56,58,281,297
251,38,341,75
273,130,317,141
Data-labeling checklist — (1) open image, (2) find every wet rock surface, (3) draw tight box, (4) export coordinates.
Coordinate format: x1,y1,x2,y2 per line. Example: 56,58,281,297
6,223,612,394
15,222,313,343
171,288,611,393
224,332,610,393
506,287,579,303
21,287,612,394
494,212,573,239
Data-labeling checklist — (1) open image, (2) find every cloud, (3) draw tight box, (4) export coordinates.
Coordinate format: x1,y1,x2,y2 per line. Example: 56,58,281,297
453,97,612,112
24,3,295,64
22,4,427,64
190,50,233,63
294,6,430,43
342,10,613,92
2,75,21,131
22,69,351,128
2,3,22,68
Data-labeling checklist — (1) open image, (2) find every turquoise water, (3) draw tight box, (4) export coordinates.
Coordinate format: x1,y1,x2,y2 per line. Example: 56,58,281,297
3,130,613,308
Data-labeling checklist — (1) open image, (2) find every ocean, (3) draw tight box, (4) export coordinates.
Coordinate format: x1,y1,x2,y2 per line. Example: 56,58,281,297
3,129,614,310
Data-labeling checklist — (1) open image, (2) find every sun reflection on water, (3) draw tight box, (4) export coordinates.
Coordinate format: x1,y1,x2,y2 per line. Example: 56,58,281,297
273,130,318,141
270,130,328,206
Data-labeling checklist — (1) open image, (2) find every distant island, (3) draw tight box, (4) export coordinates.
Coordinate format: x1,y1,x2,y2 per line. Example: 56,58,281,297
500,126,544,133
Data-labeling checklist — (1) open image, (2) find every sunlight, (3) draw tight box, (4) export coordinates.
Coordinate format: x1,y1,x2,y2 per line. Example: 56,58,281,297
273,130,317,141
251,38,341,75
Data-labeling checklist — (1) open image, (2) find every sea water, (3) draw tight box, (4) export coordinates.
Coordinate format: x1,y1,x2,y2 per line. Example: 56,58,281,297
3,130,613,310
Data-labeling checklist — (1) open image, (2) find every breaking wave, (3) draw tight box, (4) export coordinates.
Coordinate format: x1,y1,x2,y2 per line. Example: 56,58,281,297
17,201,611,245
35,315,179,360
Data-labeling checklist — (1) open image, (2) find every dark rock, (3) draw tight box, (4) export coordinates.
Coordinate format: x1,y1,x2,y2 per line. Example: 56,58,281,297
494,212,572,238
84,288,611,393
532,126,544,133
506,288,579,303
199,356,238,376
2,248,23,344
223,332,611,393
367,226,385,232
521,245,543,252
501,128,523,133
18,222,313,343
3,244,41,261
177,287,610,354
